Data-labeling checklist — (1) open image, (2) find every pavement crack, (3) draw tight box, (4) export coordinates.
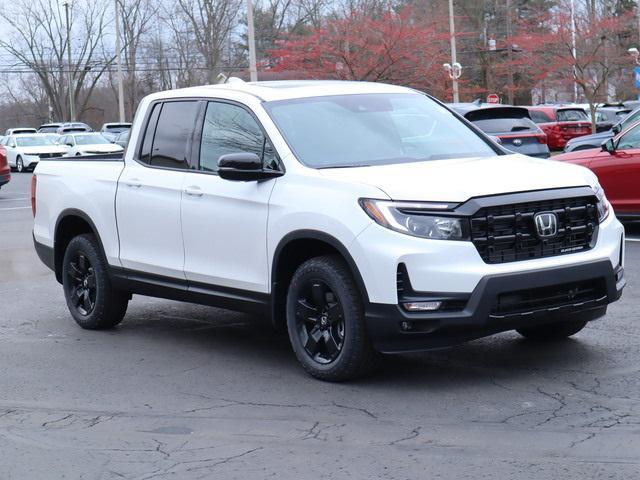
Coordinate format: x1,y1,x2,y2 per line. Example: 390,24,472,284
569,432,597,448
41,413,74,428
389,426,421,445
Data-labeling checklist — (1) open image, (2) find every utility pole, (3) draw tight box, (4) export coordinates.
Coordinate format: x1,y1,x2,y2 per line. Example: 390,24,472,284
506,0,514,104
447,0,460,102
61,0,75,121
246,0,258,82
570,0,579,103
115,0,125,122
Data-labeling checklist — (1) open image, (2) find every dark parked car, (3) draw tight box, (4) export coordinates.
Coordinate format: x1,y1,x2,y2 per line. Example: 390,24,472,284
564,106,640,152
594,106,631,133
451,103,550,158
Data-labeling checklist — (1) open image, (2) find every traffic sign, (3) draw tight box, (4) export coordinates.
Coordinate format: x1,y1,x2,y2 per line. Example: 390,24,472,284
487,94,500,104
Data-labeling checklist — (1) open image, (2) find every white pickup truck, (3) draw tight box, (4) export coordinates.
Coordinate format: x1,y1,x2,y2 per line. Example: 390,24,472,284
33,80,626,381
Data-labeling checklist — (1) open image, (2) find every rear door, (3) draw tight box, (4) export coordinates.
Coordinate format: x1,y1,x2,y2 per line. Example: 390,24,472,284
181,100,280,293
116,100,200,278
590,122,640,215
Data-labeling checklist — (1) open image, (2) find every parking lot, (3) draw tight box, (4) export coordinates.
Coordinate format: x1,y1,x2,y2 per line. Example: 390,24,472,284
1,172,639,479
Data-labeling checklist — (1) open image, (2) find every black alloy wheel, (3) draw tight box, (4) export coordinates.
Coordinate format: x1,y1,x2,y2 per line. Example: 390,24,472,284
295,279,345,364
66,252,97,316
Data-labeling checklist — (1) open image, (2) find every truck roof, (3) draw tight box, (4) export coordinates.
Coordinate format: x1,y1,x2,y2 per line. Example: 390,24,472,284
147,80,418,103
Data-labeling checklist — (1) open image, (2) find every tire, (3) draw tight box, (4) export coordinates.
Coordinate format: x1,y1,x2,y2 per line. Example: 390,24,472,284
16,157,24,173
286,254,379,381
516,319,587,341
62,233,129,329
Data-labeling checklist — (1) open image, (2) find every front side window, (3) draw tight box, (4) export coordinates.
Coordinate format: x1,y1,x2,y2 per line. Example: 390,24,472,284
617,123,640,150
199,101,275,172
264,93,496,169
149,101,199,169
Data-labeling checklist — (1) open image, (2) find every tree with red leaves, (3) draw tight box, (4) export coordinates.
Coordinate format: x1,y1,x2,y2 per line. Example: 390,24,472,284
268,8,450,96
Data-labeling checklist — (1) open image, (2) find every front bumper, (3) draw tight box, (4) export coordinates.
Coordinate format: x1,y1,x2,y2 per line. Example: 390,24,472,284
366,259,625,353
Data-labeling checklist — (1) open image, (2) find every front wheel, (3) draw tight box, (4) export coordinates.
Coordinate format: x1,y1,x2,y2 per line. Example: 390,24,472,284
16,157,24,173
62,233,129,329
516,319,587,341
286,255,379,381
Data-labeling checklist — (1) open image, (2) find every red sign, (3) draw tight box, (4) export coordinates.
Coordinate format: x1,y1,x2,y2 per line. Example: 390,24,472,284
487,94,500,104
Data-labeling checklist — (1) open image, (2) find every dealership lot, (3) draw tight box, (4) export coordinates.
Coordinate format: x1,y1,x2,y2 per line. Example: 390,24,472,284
1,173,639,479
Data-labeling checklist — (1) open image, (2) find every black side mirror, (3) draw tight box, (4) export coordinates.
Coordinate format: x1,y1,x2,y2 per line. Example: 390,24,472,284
611,124,621,135
602,138,616,154
218,152,283,181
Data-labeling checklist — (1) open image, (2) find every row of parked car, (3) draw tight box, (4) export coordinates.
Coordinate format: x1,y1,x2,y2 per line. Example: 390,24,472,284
0,122,131,173
451,101,640,156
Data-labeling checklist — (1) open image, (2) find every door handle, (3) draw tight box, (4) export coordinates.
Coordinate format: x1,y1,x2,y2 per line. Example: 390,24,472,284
184,186,203,197
123,178,142,188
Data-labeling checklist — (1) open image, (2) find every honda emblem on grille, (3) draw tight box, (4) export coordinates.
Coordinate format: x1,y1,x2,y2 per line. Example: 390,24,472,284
534,212,558,238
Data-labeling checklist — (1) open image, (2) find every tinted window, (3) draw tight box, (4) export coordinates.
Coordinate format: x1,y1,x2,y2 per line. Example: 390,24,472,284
621,109,640,128
199,102,274,172
265,93,495,168
472,117,537,134
556,109,588,122
617,123,640,149
529,110,552,123
139,103,162,164
149,101,199,169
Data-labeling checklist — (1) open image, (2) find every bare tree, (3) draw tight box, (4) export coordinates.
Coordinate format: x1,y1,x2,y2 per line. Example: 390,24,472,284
168,0,242,84
117,0,157,117
0,0,116,121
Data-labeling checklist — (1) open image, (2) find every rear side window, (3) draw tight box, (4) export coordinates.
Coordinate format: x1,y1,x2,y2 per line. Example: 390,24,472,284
557,109,588,122
471,117,537,134
139,101,199,169
529,110,552,123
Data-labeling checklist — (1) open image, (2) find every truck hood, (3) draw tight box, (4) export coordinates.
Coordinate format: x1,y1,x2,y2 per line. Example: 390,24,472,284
318,154,596,202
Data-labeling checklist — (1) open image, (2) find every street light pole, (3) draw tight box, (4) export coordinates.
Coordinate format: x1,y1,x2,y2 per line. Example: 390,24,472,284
447,0,460,102
570,0,578,103
62,0,76,121
246,0,258,82
114,0,125,122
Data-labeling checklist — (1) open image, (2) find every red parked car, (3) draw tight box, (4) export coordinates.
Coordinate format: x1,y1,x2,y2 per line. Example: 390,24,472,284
554,120,640,218
0,144,10,190
528,106,592,150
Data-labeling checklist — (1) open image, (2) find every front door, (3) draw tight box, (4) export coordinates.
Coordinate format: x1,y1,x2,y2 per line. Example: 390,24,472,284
181,100,281,294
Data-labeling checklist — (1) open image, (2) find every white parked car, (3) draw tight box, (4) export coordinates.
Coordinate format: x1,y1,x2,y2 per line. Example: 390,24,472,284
32,80,625,381
100,122,132,142
57,133,124,156
2,134,68,172
5,127,37,136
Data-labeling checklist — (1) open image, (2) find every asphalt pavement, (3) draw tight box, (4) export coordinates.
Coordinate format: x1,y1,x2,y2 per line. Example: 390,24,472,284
1,172,639,479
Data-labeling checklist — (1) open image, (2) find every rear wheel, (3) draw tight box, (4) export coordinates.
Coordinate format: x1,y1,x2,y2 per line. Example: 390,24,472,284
286,255,379,381
516,319,587,341
62,234,128,329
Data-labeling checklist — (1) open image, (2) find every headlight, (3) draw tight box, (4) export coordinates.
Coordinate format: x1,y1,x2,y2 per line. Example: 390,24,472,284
593,184,610,222
359,199,467,240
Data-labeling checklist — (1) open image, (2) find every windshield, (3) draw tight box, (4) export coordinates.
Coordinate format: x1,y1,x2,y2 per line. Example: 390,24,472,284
15,136,54,147
264,93,496,168
74,134,109,145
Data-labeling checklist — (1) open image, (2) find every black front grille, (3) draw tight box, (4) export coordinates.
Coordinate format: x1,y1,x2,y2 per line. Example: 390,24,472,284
470,196,598,264
492,278,607,318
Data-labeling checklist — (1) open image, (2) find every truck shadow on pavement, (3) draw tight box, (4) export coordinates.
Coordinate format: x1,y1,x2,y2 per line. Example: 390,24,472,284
107,298,603,388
